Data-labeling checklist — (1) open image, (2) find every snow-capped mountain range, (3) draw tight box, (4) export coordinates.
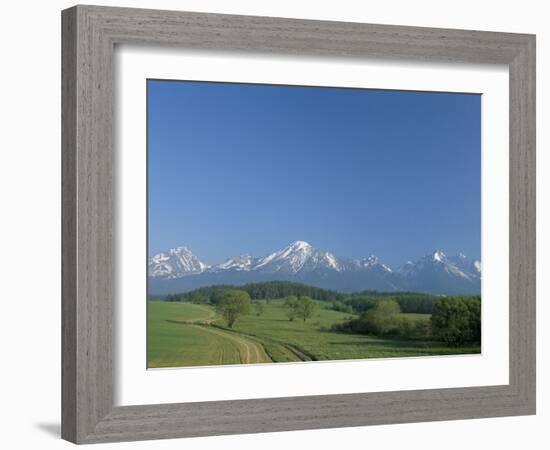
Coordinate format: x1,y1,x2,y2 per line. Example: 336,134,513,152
148,241,481,295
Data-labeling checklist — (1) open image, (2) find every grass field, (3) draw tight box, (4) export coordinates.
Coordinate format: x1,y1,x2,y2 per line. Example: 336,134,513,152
147,300,480,368
147,302,271,367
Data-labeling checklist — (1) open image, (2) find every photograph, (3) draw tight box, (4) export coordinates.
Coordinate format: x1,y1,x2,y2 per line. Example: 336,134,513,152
1,1,540,447
146,79,482,369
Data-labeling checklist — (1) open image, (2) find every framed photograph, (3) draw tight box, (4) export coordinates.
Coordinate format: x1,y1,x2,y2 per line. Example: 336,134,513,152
62,5,536,444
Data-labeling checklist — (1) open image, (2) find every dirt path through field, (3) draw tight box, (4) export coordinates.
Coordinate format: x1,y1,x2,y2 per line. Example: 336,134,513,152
187,324,272,364
169,303,272,364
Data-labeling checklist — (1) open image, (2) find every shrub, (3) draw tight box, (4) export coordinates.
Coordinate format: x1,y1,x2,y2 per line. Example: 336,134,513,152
431,297,481,345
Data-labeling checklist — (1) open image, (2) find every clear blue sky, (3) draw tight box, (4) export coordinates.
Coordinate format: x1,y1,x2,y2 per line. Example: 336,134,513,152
148,80,480,266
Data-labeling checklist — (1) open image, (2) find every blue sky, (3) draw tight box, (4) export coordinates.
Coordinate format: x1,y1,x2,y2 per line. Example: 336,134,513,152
148,80,480,266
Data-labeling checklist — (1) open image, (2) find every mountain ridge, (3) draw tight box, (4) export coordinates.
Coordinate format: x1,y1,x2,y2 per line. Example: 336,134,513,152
148,241,481,295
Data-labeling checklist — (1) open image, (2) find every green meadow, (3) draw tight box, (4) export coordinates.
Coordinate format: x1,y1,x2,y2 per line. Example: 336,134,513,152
147,299,480,368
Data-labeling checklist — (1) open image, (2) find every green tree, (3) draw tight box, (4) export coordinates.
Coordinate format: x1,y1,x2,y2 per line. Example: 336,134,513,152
296,296,317,322
216,290,252,328
464,297,481,343
431,297,481,345
284,296,299,321
363,299,402,335
411,317,432,340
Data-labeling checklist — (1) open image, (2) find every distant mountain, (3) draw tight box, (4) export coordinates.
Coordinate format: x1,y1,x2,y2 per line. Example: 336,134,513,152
148,246,209,279
251,240,344,273
448,252,482,276
148,241,481,295
394,250,481,296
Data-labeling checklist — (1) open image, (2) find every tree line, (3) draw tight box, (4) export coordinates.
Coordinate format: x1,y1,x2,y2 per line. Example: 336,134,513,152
332,297,481,345
166,281,346,304
340,293,437,314
163,281,441,314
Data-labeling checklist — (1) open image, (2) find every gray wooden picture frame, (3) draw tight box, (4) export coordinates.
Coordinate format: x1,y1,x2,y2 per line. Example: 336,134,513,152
61,4,536,444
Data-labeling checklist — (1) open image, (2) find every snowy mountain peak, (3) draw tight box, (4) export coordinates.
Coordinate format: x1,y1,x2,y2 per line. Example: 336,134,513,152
279,241,313,258
356,254,392,273
215,254,253,271
432,249,447,262
255,241,320,273
398,250,482,290
148,246,208,278
322,251,341,271
358,255,378,267
365,255,379,264
473,260,481,273
289,240,312,249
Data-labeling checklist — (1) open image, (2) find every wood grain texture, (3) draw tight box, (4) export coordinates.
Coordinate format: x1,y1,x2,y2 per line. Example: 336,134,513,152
61,7,77,443
508,36,536,409
61,5,536,444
